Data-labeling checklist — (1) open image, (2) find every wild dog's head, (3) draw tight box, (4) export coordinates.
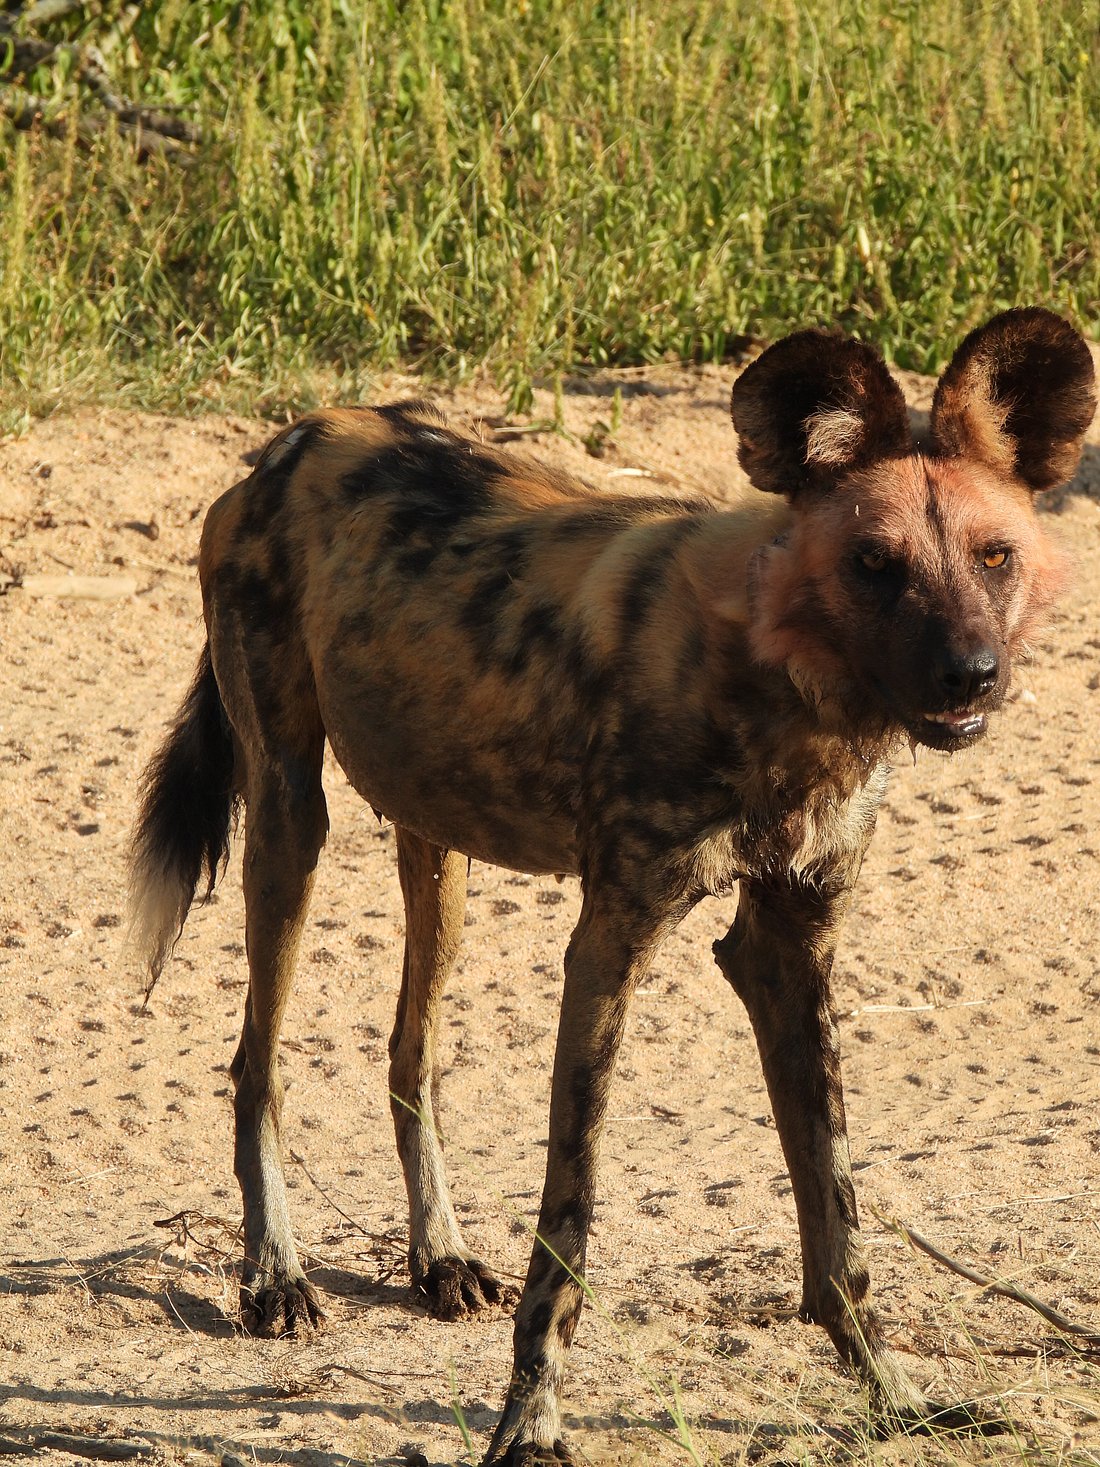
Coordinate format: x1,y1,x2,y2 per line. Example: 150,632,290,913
731,308,1096,750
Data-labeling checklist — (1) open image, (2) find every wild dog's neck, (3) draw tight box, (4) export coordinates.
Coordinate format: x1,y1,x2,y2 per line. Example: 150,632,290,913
679,495,792,625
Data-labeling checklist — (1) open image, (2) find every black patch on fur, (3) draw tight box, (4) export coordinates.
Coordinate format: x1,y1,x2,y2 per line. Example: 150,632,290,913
547,1196,588,1241
133,644,238,908
550,497,708,540
342,427,503,541
460,531,532,663
372,449,495,571
266,532,294,602
676,623,707,679
395,544,438,577
337,605,376,643
563,1063,594,1135
233,564,294,645
602,708,732,821
847,1262,871,1303
618,519,702,642
498,599,564,677
526,1244,555,1289
371,399,447,429
461,567,515,646
237,473,289,538
520,600,563,647
619,551,669,638
562,628,612,709
524,1300,554,1343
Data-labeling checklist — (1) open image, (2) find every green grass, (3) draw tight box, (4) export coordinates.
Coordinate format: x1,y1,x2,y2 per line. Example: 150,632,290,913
0,0,1097,425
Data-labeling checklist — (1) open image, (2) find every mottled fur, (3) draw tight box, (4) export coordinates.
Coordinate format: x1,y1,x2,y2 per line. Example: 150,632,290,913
130,310,1094,1464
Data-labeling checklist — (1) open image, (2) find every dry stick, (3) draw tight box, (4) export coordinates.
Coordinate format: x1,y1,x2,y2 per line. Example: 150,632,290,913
288,1149,407,1259
70,40,202,143
873,1208,1100,1346
40,1435,152,1462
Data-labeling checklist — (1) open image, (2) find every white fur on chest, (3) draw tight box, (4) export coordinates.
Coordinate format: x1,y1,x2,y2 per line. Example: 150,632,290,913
733,758,890,886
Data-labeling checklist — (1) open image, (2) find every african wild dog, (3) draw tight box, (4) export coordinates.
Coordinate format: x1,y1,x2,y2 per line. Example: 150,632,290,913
130,309,1094,1462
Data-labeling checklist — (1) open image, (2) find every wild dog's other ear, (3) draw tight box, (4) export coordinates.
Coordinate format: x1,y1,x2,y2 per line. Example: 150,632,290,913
930,307,1097,493
731,330,912,496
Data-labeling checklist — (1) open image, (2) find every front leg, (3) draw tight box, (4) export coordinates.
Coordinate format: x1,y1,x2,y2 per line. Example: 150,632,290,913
714,877,1002,1433
484,895,664,1466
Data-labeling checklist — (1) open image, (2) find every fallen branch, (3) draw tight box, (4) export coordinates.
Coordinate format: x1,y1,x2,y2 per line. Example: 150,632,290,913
0,7,201,154
0,85,196,160
873,1207,1100,1347
0,1431,153,1461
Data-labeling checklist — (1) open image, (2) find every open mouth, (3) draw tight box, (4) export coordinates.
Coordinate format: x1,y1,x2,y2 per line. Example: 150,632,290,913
923,709,987,738
915,708,988,748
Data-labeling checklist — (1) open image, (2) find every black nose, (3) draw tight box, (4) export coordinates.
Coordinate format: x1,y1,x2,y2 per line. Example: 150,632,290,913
934,647,999,702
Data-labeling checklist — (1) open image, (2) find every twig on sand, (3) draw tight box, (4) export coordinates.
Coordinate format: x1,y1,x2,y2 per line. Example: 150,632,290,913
288,1149,407,1261
873,1207,1100,1347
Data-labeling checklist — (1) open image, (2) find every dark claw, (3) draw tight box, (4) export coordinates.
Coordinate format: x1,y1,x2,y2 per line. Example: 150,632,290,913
876,1398,1011,1439
419,1256,516,1320
240,1275,325,1337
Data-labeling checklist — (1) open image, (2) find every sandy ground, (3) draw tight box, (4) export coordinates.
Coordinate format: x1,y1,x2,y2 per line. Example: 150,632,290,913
1,362,1099,1467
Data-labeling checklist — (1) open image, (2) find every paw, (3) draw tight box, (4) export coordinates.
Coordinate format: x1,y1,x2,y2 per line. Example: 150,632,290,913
482,1439,577,1466
876,1398,1010,1439
240,1274,324,1337
418,1255,515,1320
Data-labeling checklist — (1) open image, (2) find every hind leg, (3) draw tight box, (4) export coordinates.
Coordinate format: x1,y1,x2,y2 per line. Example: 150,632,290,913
390,827,506,1318
230,744,329,1336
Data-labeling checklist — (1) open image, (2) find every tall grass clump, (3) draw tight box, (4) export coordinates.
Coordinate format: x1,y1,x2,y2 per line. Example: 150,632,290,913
0,0,1097,421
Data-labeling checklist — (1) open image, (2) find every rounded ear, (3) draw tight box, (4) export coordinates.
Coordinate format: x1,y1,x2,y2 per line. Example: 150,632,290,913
730,330,912,497
930,307,1097,493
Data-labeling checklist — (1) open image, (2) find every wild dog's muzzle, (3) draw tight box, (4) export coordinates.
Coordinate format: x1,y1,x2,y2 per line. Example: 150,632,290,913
914,644,1002,749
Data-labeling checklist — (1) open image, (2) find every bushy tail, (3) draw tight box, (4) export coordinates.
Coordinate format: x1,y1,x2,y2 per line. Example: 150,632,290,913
128,644,238,992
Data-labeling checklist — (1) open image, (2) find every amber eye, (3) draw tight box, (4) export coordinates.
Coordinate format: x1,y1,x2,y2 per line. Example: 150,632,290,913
858,549,888,572
982,548,1010,570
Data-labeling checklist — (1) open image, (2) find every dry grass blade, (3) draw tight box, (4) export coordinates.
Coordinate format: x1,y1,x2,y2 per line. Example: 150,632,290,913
873,1207,1100,1348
